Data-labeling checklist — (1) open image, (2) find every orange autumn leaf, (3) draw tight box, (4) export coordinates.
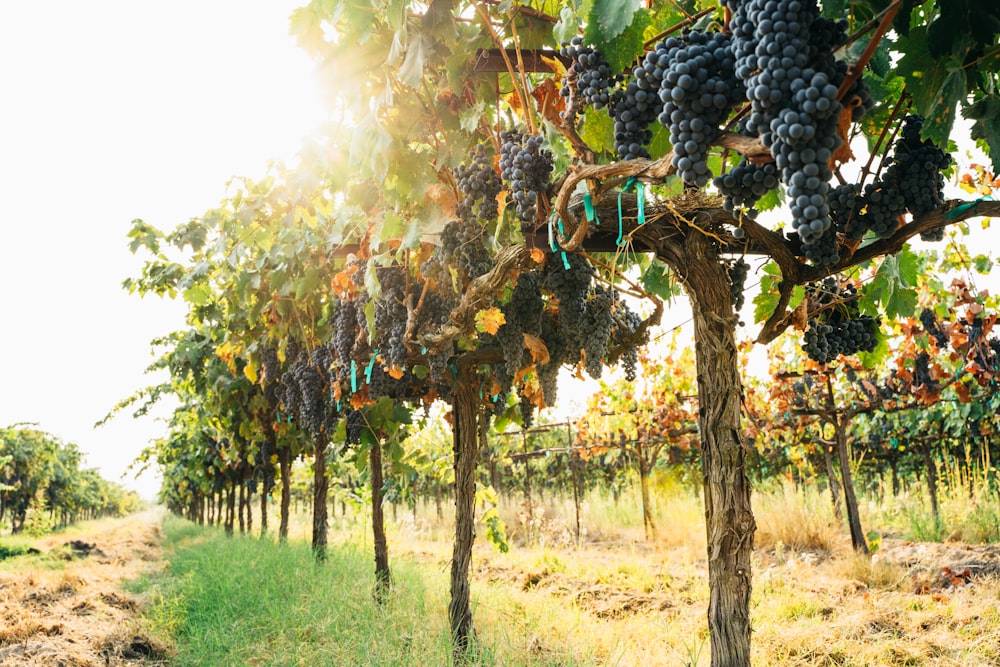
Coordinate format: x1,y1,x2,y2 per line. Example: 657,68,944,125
531,77,565,127
426,182,457,219
475,307,506,335
388,364,405,380
523,333,550,365
529,247,546,264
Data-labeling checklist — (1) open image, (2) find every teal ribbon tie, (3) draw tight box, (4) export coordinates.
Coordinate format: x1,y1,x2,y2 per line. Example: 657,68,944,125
583,193,598,225
365,350,379,384
947,195,994,220
350,360,357,394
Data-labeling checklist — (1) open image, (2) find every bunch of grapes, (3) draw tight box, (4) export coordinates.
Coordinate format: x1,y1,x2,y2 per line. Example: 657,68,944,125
838,116,951,242
437,220,495,282
542,251,594,345
726,258,750,313
499,129,553,223
913,351,935,388
657,30,743,186
496,271,545,390
801,279,879,364
279,352,334,437
345,409,366,446
714,159,780,218
919,308,949,349
454,143,502,225
608,42,667,160
581,286,616,379
893,116,952,239
373,267,408,370
559,37,618,117
332,299,359,369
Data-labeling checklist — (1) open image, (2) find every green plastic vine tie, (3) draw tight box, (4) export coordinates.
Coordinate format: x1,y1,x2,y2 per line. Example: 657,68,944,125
583,193,598,225
350,360,358,394
946,195,994,220
365,350,379,384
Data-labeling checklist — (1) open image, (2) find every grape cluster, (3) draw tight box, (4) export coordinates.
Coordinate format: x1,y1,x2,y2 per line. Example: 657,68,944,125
919,308,949,349
454,143,502,225
259,345,281,404
278,349,337,437
800,278,879,364
496,271,545,391
726,258,750,313
913,351,935,388
657,30,743,186
608,42,667,160
332,299,359,368
559,37,617,117
714,159,780,218
893,116,952,239
430,220,494,284
582,286,615,379
729,0,877,265
837,116,951,242
374,267,408,370
543,251,594,343
415,290,457,398
345,409,366,446
499,129,553,223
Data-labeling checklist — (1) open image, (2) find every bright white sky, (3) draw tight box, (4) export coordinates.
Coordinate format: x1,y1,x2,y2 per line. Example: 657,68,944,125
0,1,328,498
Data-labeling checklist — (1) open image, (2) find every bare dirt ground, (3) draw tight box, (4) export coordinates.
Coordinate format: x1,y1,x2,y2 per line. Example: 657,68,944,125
0,511,170,667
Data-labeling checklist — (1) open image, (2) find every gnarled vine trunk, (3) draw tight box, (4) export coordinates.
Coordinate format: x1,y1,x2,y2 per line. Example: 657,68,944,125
449,361,479,660
370,440,391,602
278,445,291,543
832,417,868,554
677,232,756,667
312,434,329,561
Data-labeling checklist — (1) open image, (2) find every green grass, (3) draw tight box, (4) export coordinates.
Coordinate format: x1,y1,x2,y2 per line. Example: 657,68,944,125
137,515,596,666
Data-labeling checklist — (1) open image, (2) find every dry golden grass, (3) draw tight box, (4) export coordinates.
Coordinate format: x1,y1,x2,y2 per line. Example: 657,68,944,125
0,510,171,667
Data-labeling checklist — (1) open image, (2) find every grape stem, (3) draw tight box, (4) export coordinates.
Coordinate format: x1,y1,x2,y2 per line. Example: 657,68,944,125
836,0,904,102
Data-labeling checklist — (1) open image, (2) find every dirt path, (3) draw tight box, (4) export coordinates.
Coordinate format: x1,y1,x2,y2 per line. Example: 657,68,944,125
0,510,170,667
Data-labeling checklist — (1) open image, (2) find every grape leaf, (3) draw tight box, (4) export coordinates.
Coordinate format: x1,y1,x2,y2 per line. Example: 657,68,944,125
966,95,1000,173
475,307,506,335
585,0,643,44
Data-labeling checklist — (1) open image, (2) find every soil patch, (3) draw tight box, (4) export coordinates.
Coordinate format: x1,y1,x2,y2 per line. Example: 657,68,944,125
0,511,169,666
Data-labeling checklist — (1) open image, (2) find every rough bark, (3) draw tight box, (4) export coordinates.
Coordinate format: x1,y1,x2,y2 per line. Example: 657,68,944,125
370,441,391,602
278,445,291,543
226,485,236,535
312,434,330,561
822,440,843,519
922,438,940,526
681,233,755,667
449,363,480,660
833,418,869,554
637,447,658,540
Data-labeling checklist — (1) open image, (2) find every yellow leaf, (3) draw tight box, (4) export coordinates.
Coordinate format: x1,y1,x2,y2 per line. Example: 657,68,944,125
542,55,566,79
244,360,259,384
475,307,506,335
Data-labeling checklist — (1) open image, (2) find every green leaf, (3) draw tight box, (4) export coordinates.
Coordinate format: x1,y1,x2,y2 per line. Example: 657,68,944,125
924,70,965,147
639,260,680,301
966,95,1000,173
579,107,616,155
553,7,578,45
595,8,650,74
864,250,920,320
586,0,642,44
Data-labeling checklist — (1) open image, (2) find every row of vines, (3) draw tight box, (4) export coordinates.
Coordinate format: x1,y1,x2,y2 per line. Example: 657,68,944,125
110,1,1000,665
